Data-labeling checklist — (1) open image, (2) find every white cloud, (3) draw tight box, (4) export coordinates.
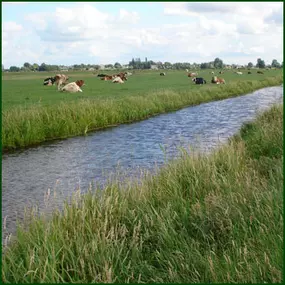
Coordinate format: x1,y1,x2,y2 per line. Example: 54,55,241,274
119,9,140,24
2,2,27,5
2,21,23,32
2,2,283,67
163,2,283,36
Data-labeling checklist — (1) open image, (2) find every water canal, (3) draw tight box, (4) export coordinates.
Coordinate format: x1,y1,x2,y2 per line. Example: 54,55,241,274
2,85,283,242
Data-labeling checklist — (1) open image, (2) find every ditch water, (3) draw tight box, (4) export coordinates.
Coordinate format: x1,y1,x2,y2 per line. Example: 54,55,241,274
2,85,283,244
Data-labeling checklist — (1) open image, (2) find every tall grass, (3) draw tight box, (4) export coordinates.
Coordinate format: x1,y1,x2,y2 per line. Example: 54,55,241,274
2,104,283,283
2,75,283,151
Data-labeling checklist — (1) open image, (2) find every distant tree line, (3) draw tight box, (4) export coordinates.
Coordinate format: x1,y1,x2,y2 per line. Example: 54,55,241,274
3,58,283,72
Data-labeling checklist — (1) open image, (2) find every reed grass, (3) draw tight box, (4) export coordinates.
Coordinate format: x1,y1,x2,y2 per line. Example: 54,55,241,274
2,75,283,151
2,104,283,283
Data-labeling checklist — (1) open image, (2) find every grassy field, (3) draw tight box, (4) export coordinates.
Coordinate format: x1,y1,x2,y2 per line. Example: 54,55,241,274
2,104,283,283
2,68,282,110
2,69,283,151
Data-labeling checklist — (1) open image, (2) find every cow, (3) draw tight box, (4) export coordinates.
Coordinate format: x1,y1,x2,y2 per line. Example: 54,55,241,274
211,76,226,84
188,72,198,77
55,74,69,90
112,77,124,84
160,72,166,76
219,71,224,74
60,80,84,93
117,72,128,79
101,75,113,81
75,80,85,87
116,72,128,81
248,71,252,74
235,71,243,75
192,77,206,84
211,71,215,74
257,71,264,74
43,77,56,86
97,74,108,77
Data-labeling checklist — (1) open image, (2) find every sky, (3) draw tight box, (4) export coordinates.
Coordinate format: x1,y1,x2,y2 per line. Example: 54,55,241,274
2,1,283,68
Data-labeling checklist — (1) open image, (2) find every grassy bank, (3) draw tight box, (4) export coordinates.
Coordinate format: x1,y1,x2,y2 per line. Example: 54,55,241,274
2,75,283,151
2,104,283,283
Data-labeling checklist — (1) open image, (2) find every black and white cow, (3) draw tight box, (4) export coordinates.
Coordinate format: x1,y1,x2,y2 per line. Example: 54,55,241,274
43,77,56,86
192,77,206,84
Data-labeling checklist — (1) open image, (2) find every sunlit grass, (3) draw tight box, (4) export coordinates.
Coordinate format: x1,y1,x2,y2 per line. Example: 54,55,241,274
2,104,283,283
2,74,283,151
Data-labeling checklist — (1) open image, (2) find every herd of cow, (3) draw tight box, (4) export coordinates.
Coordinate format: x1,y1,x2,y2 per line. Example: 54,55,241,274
43,74,84,92
187,69,264,85
43,69,265,92
97,72,131,83
186,71,225,85
43,72,132,92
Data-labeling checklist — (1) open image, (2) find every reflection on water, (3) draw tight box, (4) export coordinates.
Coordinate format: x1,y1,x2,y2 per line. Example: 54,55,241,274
2,85,283,242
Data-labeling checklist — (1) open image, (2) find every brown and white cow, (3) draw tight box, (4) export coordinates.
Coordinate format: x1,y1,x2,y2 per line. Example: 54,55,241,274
60,80,84,92
101,75,114,81
112,77,125,84
211,76,226,84
55,74,69,90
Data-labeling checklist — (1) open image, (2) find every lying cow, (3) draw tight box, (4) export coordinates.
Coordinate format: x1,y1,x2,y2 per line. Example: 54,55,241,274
211,76,226,84
112,77,124,84
188,72,198,77
43,77,56,86
160,72,166,76
235,71,243,75
97,73,108,77
60,80,84,93
55,74,69,90
192,77,206,84
116,72,128,81
101,75,114,81
257,71,264,74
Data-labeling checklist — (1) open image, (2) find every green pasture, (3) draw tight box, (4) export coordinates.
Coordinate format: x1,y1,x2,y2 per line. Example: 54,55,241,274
2,69,283,151
2,69,282,110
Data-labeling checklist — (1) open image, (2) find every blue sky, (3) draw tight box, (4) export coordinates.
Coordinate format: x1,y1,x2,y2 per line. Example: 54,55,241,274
2,2,283,67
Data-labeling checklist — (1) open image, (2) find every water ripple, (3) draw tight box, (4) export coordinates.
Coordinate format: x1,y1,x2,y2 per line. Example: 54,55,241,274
2,86,283,241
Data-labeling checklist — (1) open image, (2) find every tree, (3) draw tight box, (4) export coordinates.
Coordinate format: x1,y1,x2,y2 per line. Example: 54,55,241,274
200,62,210,69
164,62,172,69
39,63,48,71
9,66,20,72
256,58,265,68
32,63,39,71
271,59,281,68
213,58,223,69
105,64,114,69
247,62,253,68
114,62,122,69
23,62,31,70
129,58,135,68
